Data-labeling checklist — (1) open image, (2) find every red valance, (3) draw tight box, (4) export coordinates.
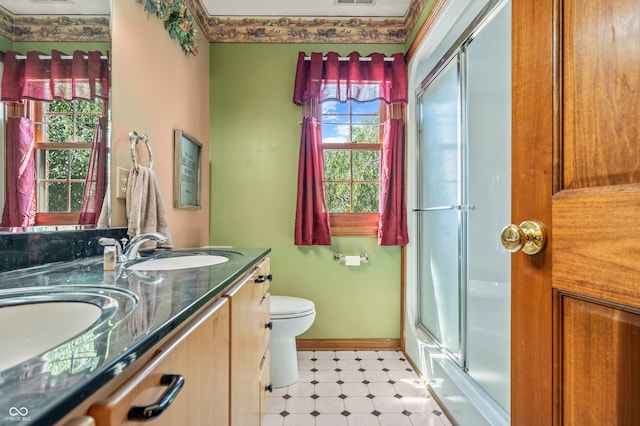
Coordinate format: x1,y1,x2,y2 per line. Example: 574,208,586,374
293,51,407,105
1,50,109,103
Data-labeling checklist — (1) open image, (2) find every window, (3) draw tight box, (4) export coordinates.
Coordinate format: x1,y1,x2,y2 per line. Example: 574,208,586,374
320,99,385,236
30,99,105,225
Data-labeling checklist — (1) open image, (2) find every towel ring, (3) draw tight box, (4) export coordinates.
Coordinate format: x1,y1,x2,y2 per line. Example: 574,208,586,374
130,131,153,171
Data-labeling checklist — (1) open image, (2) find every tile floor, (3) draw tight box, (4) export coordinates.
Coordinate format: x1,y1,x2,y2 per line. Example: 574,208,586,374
264,350,452,426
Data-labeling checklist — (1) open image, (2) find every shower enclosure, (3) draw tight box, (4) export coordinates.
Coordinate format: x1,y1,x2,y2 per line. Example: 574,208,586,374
407,1,511,424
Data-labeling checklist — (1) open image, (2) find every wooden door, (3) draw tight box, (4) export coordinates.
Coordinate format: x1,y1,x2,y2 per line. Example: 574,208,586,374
512,0,640,424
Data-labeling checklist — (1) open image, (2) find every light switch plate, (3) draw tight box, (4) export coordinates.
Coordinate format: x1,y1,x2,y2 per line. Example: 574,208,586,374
116,167,129,200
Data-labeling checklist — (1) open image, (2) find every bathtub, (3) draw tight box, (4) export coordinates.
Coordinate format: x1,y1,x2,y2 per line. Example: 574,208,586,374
405,279,510,426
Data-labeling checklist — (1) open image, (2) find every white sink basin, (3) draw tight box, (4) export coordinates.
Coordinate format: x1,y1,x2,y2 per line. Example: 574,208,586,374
127,255,229,271
0,286,138,372
0,301,101,371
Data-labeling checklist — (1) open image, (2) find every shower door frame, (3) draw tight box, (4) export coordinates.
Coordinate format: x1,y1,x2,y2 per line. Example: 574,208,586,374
415,53,467,368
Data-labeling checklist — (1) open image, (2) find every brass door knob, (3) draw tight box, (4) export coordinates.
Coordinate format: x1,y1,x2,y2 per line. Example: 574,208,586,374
500,220,547,255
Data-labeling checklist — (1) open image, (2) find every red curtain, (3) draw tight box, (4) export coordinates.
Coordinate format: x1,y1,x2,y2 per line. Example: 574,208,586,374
79,117,108,225
294,117,332,245
1,117,36,228
379,119,409,245
1,50,109,103
293,51,407,105
293,51,408,246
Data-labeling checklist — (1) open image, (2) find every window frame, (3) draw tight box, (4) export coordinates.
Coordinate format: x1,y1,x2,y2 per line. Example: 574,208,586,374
28,99,106,225
318,99,389,237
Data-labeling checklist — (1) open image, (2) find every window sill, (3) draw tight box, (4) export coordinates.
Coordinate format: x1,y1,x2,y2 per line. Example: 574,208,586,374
330,213,379,238
36,213,81,226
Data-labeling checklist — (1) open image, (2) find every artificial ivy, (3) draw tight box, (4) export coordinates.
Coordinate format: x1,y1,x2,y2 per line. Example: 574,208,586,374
142,0,198,56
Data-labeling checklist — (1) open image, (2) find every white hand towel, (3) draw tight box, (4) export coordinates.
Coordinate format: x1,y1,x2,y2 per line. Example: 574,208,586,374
126,165,173,249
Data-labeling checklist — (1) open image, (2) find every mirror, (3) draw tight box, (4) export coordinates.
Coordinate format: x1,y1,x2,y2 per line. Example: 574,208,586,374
0,0,111,232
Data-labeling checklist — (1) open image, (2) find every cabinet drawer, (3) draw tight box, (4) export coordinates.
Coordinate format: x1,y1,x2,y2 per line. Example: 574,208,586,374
260,292,271,353
253,257,271,297
259,352,271,424
89,299,229,426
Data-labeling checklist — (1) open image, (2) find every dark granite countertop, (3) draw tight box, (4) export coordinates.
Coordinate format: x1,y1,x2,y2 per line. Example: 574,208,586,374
0,247,270,426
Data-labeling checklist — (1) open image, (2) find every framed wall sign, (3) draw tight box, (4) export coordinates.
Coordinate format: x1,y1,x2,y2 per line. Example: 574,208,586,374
173,129,202,209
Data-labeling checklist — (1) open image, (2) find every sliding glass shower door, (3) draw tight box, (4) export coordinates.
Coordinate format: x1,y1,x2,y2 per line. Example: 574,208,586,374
416,57,464,364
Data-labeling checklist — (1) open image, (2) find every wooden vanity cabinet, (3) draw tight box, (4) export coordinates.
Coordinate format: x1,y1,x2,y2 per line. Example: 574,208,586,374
225,258,272,426
55,255,271,426
88,297,230,426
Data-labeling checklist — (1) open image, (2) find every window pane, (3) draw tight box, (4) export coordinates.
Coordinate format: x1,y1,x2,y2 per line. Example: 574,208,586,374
352,115,380,124
38,182,68,212
70,150,91,179
352,124,380,143
324,150,351,181
323,115,347,124
75,99,103,113
40,150,69,180
71,182,85,211
76,118,98,143
322,100,348,115
47,118,73,143
326,182,351,213
322,124,350,143
353,150,380,181
353,183,379,213
352,102,379,115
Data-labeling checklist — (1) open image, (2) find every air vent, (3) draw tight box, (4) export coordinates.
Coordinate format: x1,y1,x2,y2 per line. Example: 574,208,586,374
335,0,376,5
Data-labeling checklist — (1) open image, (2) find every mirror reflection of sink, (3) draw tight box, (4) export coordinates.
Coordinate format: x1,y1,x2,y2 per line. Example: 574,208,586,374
126,254,229,271
0,286,138,372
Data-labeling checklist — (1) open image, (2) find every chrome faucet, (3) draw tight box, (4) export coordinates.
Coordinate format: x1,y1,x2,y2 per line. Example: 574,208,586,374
123,232,168,261
99,232,167,262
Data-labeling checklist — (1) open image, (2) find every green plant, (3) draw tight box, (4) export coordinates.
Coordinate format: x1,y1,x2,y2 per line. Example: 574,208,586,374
142,0,198,56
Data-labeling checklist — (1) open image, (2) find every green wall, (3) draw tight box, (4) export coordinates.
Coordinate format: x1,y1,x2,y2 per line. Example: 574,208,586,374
0,35,11,52
209,43,403,339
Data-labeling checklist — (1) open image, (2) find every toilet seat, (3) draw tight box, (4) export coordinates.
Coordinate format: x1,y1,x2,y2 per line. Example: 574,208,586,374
271,295,315,319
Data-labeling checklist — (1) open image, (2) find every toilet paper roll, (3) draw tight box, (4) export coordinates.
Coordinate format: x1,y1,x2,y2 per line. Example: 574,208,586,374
344,255,361,266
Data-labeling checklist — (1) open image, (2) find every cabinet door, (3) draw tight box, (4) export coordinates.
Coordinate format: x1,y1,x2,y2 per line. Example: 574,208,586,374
227,259,271,426
89,298,230,426
259,352,271,423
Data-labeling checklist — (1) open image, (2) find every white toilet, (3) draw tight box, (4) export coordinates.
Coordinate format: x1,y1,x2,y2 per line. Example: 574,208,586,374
269,295,316,388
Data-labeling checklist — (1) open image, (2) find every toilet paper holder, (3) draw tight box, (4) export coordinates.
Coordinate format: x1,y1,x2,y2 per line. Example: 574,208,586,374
333,252,370,264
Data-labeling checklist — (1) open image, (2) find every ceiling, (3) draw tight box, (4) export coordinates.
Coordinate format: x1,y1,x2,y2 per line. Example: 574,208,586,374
0,0,109,15
0,0,411,18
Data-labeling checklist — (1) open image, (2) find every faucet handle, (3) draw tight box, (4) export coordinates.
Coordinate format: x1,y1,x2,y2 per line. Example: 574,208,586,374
99,237,127,262
99,237,120,247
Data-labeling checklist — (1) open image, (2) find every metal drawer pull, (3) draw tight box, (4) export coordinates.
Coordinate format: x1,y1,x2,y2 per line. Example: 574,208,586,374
265,321,273,329
254,274,273,283
412,204,476,212
128,374,185,421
